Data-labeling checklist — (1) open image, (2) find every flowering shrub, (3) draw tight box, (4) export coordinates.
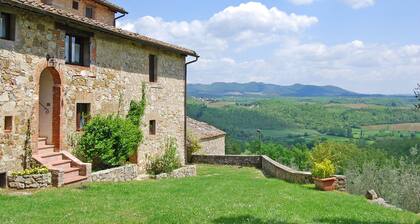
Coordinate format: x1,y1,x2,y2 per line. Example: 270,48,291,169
312,159,336,179
12,166,49,176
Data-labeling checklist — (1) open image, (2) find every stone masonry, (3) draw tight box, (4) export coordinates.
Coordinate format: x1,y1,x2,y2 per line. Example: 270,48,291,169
0,3,195,175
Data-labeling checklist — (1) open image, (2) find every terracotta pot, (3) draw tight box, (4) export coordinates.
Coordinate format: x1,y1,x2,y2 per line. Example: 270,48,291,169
314,177,337,191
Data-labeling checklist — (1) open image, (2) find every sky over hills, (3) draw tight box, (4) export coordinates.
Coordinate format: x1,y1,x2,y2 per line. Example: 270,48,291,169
113,0,420,94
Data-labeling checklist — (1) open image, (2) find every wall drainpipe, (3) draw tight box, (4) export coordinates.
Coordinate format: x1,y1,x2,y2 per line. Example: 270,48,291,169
184,55,199,164
114,13,127,26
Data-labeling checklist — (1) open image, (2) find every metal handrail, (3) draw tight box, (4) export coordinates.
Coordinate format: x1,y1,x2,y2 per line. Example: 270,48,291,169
39,102,50,113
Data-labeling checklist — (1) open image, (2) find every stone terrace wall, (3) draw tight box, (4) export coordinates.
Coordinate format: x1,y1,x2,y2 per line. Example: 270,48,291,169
191,155,313,184
191,155,262,168
261,156,312,184
8,173,51,189
88,164,139,183
155,165,196,180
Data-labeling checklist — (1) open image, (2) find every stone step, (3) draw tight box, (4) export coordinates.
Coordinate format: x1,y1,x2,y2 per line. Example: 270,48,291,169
39,152,64,164
51,160,72,169
37,145,55,155
63,167,81,179
64,175,88,185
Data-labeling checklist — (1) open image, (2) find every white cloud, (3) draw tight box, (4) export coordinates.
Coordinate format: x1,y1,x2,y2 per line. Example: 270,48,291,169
288,0,315,6
118,2,419,94
343,0,376,9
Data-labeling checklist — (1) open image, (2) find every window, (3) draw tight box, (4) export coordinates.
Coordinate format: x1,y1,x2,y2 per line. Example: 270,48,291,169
0,173,6,189
4,116,12,133
76,103,91,131
149,120,156,135
0,12,14,41
85,6,94,19
149,55,157,82
65,34,90,66
72,1,79,10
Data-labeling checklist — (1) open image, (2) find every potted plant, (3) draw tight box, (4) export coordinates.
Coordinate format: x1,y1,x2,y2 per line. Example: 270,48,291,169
312,159,336,191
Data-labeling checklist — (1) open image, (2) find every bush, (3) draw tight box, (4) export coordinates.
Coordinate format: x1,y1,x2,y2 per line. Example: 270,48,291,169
78,116,141,170
312,159,336,179
311,141,360,174
147,138,181,175
345,159,420,213
12,166,49,176
186,132,202,162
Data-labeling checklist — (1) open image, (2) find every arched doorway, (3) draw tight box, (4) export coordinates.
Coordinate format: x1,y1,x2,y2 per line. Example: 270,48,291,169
38,68,61,151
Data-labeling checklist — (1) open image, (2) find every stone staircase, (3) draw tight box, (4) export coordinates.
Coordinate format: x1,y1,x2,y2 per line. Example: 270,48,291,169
33,137,91,186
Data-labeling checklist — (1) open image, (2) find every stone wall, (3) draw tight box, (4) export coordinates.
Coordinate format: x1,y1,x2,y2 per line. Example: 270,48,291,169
191,155,312,184
155,165,196,180
88,164,139,183
261,156,312,184
191,155,262,168
0,7,187,173
198,136,225,155
8,173,51,189
333,175,347,192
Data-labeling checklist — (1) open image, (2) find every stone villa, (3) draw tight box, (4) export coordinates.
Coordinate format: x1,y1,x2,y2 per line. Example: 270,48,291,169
0,0,198,186
187,117,226,155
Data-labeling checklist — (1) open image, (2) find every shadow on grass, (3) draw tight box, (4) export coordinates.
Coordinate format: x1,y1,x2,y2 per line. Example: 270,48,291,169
314,217,412,224
212,215,294,224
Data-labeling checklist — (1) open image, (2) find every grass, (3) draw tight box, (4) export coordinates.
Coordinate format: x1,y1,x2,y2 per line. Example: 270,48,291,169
1,165,419,224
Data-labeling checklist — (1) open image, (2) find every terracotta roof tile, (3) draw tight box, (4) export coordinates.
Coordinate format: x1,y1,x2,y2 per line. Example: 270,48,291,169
94,0,127,14
187,117,226,140
0,0,198,56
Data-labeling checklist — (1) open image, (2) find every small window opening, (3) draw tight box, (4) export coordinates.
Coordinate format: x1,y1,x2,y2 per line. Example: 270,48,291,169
0,173,6,189
4,116,12,132
72,1,79,10
76,103,91,131
0,12,15,41
149,55,157,82
149,120,156,135
85,6,94,19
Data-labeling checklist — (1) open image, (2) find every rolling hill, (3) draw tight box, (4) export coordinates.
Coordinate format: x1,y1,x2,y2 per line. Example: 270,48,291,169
188,82,362,97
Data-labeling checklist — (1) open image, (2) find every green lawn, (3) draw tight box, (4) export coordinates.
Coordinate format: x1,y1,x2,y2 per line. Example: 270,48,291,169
0,165,419,224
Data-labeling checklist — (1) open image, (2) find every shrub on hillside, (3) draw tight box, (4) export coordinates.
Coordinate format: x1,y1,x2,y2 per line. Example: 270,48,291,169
311,141,360,174
147,138,181,175
78,116,141,170
345,158,420,213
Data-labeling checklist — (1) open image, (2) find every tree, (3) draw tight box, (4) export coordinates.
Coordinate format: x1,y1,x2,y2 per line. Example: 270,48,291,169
415,84,420,110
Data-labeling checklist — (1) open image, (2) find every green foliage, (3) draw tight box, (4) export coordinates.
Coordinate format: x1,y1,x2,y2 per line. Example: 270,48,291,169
12,166,49,176
147,138,181,175
311,141,360,174
78,116,141,170
21,119,32,170
186,132,202,154
127,82,147,126
346,159,420,213
311,159,336,179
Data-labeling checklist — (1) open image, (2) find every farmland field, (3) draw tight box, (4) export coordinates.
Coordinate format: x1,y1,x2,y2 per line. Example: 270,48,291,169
363,122,420,132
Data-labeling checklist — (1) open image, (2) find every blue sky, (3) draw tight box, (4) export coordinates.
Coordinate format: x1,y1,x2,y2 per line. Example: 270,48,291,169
113,0,420,94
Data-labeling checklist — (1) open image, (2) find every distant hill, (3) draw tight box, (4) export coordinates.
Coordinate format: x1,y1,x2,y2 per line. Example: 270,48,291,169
187,82,363,97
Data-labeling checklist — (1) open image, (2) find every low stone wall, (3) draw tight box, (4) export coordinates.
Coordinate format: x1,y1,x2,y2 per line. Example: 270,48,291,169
333,175,347,192
155,165,197,180
88,164,139,183
191,154,342,186
191,155,262,168
8,173,51,190
261,156,312,184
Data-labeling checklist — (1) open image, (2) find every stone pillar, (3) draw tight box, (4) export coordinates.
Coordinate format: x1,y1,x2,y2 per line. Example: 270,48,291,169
51,170,64,187
333,175,347,192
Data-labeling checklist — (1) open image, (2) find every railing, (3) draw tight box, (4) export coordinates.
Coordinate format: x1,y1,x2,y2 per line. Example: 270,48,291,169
39,102,50,113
